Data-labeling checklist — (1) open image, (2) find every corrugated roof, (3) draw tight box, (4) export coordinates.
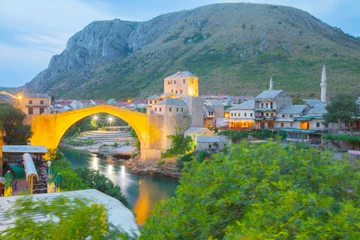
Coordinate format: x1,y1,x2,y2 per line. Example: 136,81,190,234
24,93,50,98
255,90,283,99
165,71,195,78
228,99,255,110
205,105,214,112
278,105,307,114
154,98,186,106
208,100,223,106
196,136,228,143
2,145,48,153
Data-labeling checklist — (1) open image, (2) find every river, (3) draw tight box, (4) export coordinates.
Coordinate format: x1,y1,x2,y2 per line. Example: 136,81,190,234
59,147,179,225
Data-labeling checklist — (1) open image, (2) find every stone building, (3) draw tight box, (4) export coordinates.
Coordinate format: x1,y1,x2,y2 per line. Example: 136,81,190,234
196,136,229,151
228,99,255,129
19,93,51,115
163,71,198,97
254,78,292,129
204,100,224,128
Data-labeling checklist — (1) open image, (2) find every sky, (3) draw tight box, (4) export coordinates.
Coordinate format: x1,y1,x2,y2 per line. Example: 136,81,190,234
0,0,359,88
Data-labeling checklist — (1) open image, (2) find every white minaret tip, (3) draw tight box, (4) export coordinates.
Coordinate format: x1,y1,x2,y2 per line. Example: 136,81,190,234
321,65,327,83
269,77,273,90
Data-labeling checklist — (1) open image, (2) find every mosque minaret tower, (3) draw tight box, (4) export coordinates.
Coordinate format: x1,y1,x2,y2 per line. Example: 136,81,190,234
320,65,327,103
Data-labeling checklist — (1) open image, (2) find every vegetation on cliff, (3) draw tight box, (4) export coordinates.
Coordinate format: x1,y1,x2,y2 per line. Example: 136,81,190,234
141,141,360,239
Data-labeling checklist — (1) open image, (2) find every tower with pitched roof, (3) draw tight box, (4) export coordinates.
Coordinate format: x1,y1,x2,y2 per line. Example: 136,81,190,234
320,65,327,103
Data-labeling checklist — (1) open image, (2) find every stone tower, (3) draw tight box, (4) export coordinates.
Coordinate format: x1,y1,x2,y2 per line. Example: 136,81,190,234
163,71,199,97
320,65,327,103
269,77,273,90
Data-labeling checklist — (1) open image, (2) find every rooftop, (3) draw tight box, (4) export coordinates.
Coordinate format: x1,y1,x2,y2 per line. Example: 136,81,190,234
277,105,307,114
255,90,283,100
24,93,50,99
303,99,323,108
228,99,255,110
147,94,159,100
208,100,224,106
196,136,228,143
154,98,186,106
308,103,327,115
165,71,195,78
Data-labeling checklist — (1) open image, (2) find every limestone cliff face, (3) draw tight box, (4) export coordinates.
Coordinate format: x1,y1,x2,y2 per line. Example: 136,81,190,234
25,3,360,99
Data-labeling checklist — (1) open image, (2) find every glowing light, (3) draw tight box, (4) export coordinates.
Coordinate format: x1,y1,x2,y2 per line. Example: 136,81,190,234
92,156,99,170
127,98,132,103
107,164,113,174
108,117,114,122
18,95,22,100
93,115,98,120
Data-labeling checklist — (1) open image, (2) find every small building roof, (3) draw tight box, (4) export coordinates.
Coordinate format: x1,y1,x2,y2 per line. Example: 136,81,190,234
196,136,228,143
208,100,223,106
2,145,48,153
0,91,16,102
185,127,213,134
165,71,195,78
205,105,214,112
228,99,255,110
303,99,323,108
308,103,327,115
24,93,50,99
255,90,283,100
147,94,159,100
154,98,186,106
277,105,307,114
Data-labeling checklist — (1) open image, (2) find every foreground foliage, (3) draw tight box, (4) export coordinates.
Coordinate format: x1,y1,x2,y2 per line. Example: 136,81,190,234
162,133,194,158
0,196,132,239
141,142,360,239
0,103,32,144
219,129,286,142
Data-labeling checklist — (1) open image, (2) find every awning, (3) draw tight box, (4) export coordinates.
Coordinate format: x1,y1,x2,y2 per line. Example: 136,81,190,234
23,153,39,181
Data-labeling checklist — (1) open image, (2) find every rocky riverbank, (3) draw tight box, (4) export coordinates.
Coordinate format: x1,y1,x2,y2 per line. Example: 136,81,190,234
124,157,181,179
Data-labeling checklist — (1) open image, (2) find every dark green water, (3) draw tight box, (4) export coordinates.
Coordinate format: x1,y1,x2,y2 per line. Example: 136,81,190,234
59,147,179,224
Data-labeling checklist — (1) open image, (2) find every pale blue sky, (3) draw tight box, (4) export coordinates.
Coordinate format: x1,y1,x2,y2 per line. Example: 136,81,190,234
0,0,359,87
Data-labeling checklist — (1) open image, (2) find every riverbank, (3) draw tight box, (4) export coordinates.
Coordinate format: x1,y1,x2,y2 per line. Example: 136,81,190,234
125,157,181,179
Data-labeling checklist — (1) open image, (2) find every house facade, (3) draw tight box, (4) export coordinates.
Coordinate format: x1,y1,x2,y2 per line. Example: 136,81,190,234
228,99,255,129
19,93,51,115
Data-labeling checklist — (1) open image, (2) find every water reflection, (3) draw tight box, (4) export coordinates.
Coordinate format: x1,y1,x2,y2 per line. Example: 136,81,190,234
59,147,179,224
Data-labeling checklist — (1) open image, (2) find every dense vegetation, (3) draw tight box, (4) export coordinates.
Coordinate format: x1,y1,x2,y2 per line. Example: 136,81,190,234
141,141,360,239
161,133,194,158
0,103,32,144
322,134,360,142
219,129,287,142
51,152,130,208
323,93,359,128
0,196,133,239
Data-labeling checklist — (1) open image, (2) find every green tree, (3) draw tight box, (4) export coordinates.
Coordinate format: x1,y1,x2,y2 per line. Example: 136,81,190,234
0,103,32,144
323,93,358,129
141,142,360,239
0,196,134,240
162,133,193,157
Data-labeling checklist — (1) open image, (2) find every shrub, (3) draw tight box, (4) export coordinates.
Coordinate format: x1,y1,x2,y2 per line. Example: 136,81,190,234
176,153,194,169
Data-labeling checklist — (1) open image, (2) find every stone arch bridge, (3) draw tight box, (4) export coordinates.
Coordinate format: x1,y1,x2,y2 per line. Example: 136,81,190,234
28,105,165,160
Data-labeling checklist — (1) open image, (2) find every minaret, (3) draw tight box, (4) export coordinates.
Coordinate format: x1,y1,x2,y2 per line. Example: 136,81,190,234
269,77,273,90
320,65,327,103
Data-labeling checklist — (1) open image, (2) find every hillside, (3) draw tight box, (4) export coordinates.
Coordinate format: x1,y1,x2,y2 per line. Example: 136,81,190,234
25,3,360,100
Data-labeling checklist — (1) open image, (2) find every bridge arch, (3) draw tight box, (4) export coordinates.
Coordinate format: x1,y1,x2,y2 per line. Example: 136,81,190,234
29,105,148,151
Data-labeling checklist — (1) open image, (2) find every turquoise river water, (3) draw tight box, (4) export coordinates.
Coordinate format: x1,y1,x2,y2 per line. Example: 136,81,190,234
59,147,179,224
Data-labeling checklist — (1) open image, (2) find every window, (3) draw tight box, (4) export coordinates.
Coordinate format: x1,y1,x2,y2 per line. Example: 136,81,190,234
250,113,253,117
28,107,33,115
281,123,284,127
159,107,162,112
316,122,320,128
208,144,211,149
155,107,157,111
183,79,185,84
266,113,269,116
244,113,247,117
169,107,172,112
282,114,285,118
176,90,178,94
290,114,293,118
176,108,179,112
181,108,183,112
231,113,233,117
238,113,240,117
174,80,176,84
180,90,182,94
261,103,264,108
150,100,152,104
270,102,273,109
40,100,44,104
266,103,268,108
29,100,33,104
171,90,174,93
40,108,44,114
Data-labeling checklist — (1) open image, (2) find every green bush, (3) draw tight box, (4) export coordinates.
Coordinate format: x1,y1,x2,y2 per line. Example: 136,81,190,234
195,150,210,163
176,153,194,169
162,133,193,158
322,134,360,142
141,142,360,239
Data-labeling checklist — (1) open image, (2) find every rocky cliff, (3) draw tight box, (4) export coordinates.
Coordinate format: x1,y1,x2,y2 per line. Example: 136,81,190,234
25,3,360,99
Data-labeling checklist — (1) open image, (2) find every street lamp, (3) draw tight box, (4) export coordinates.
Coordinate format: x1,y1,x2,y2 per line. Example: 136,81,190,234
108,117,114,123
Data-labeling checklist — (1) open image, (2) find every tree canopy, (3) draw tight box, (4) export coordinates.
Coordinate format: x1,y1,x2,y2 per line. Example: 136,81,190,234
0,196,133,240
323,93,358,128
0,103,32,144
141,141,360,239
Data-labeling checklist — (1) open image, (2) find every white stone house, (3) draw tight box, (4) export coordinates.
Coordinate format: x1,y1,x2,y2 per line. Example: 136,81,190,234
196,136,229,151
228,99,255,129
